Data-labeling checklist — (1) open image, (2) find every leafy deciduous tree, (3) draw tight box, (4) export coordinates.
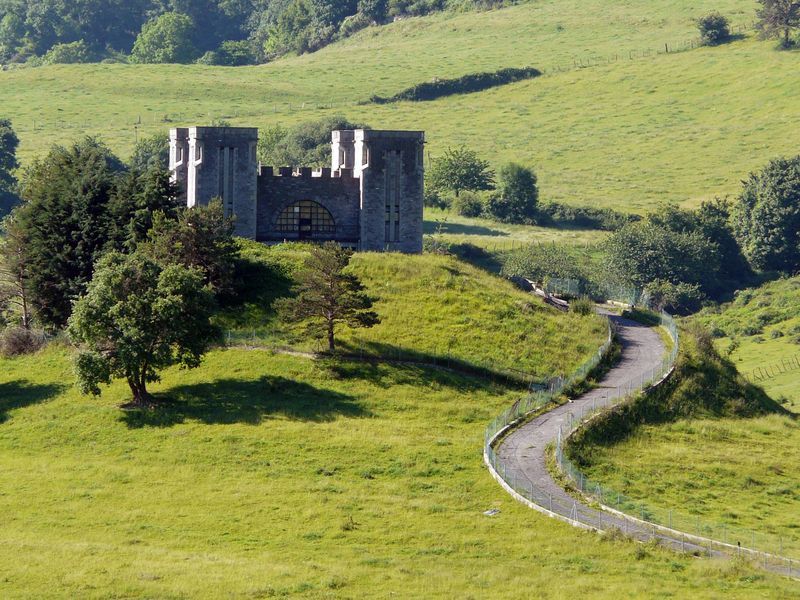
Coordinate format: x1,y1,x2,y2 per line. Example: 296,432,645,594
276,242,379,351
130,11,199,64
732,156,800,273
257,117,368,168
427,145,495,198
68,251,218,406
485,162,538,223
130,132,170,172
756,0,800,46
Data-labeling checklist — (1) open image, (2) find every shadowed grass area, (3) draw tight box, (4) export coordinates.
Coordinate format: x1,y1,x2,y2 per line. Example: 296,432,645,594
217,243,608,382
0,346,794,597
0,379,66,424
121,374,370,428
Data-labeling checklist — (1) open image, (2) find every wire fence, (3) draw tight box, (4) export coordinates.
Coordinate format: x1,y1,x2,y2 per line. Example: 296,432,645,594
744,353,800,385
553,313,800,568
485,305,800,574
483,319,614,446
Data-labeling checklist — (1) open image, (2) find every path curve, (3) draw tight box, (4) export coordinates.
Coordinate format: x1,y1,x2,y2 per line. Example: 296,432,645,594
492,315,716,554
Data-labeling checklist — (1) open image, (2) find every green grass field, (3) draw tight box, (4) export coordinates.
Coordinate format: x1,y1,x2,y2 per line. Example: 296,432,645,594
424,208,609,250
2,0,800,593
579,278,800,559
220,244,607,381
6,0,799,214
2,347,795,598
701,276,800,410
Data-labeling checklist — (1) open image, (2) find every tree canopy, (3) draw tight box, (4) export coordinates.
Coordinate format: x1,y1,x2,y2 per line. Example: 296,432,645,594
257,116,369,168
485,162,538,224
427,146,495,198
733,155,800,273
756,0,800,46
12,137,182,328
275,242,379,351
0,0,501,64
130,11,198,64
68,251,218,406
0,118,20,217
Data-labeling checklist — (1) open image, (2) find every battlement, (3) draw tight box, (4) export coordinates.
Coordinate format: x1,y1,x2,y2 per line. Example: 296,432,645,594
188,126,259,140
171,124,424,253
258,166,358,180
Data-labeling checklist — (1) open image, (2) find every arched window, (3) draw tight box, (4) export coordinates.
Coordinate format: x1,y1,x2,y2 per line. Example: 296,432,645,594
275,200,336,238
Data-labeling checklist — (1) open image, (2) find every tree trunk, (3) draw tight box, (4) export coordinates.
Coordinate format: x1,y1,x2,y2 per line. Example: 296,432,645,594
19,277,30,330
127,377,151,407
327,320,335,352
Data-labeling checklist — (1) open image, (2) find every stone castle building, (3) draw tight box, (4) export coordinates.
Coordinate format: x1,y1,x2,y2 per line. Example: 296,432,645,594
169,126,425,253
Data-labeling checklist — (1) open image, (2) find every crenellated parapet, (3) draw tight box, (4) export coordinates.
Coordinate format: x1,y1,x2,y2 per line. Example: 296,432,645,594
171,125,424,253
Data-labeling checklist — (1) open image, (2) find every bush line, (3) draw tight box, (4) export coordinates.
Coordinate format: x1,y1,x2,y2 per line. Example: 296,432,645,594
369,67,541,104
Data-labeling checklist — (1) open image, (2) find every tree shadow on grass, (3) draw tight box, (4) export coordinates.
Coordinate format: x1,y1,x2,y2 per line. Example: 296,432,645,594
121,375,371,429
0,380,66,424
332,340,530,392
423,219,508,237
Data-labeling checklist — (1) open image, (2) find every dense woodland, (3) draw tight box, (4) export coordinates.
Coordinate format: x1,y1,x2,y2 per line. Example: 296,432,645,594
0,0,513,65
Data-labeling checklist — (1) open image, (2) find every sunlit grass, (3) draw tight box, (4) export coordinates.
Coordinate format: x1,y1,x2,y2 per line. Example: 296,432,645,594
4,1,788,214
0,347,793,598
580,277,800,559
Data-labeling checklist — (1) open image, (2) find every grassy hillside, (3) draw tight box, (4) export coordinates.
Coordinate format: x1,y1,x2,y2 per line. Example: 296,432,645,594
6,0,796,214
701,276,800,410
0,250,787,596
221,243,607,381
2,347,795,598
577,282,800,559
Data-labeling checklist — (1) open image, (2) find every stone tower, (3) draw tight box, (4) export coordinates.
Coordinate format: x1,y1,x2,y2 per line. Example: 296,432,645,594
169,126,259,239
333,129,425,253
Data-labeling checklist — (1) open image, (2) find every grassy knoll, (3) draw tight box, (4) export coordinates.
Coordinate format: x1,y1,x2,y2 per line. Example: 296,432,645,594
7,1,798,214
0,347,794,598
221,243,607,382
577,283,800,559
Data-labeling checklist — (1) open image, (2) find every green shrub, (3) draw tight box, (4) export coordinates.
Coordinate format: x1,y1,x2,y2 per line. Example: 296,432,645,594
537,202,639,231
0,327,46,357
371,66,541,103
451,191,484,217
644,280,705,314
42,40,91,65
423,188,449,209
697,12,731,45
197,40,255,66
570,297,594,316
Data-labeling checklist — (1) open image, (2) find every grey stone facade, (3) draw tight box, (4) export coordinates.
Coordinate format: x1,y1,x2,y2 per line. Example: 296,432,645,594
170,127,424,253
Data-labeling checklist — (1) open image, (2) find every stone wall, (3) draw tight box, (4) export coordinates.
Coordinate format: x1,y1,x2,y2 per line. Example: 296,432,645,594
256,167,361,244
358,130,425,254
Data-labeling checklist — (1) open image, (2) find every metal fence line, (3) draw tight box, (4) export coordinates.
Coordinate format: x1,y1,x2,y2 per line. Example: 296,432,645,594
484,305,799,575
